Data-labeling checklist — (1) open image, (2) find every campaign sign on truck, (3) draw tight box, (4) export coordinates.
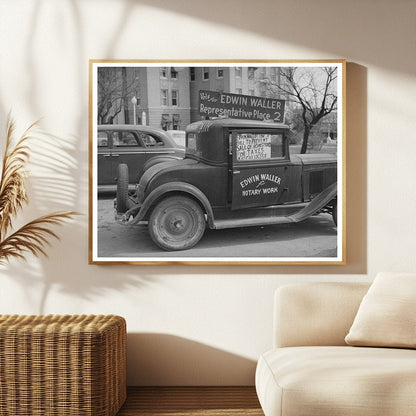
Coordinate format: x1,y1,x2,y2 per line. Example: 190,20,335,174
199,90,285,123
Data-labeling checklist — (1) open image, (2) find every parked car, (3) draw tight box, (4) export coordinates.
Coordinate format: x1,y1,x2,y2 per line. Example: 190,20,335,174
97,124,184,193
114,119,338,251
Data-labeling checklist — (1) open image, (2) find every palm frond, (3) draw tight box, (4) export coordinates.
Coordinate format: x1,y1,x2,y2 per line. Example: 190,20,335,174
0,117,39,238
0,211,78,264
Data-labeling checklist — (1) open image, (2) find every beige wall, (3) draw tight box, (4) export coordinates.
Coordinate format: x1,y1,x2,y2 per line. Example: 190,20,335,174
0,0,415,385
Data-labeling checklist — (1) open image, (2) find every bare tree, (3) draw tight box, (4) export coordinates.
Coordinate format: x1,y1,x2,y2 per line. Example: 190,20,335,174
97,67,137,124
260,67,338,154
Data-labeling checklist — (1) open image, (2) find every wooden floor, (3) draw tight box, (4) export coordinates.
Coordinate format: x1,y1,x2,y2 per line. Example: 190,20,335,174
117,386,264,416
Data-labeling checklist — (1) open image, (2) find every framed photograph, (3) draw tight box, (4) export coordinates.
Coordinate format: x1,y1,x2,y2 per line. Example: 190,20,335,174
89,60,345,264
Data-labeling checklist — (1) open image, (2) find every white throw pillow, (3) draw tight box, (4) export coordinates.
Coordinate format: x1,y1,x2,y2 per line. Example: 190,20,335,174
345,272,416,348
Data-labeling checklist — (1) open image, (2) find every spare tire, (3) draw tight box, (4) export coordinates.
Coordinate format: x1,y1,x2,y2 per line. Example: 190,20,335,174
332,199,337,226
116,164,129,213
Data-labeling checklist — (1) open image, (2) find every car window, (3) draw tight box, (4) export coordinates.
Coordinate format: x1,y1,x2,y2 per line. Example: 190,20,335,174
112,131,142,147
140,133,164,147
235,133,285,162
98,132,108,147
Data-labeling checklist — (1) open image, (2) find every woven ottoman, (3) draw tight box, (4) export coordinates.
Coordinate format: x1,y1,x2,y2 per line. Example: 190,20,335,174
0,315,126,416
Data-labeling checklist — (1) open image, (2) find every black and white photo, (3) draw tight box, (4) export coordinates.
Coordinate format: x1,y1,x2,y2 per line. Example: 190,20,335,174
89,61,345,264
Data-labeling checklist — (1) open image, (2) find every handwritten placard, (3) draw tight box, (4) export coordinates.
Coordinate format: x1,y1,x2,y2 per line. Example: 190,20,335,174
236,134,272,161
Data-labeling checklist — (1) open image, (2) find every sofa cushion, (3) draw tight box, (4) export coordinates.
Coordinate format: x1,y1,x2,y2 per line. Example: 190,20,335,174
345,272,416,348
256,346,416,416
274,283,370,348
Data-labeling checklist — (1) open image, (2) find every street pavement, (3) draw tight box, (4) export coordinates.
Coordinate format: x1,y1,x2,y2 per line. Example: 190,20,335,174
96,198,338,260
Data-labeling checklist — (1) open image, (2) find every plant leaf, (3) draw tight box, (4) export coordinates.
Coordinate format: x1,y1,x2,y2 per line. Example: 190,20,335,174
0,211,79,264
0,116,37,238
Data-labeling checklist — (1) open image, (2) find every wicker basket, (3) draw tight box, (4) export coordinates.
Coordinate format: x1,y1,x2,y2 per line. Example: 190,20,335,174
0,314,126,416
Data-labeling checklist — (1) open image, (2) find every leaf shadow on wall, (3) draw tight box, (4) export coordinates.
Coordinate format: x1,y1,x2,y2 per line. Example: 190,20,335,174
0,126,154,313
126,333,257,386
134,0,413,76
0,0,369,308
0,1,151,312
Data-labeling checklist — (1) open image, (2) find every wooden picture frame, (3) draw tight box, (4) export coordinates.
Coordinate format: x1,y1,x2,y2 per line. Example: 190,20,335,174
89,60,345,265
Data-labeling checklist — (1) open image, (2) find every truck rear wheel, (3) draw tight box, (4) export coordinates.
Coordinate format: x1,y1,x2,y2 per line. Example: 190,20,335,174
116,163,129,213
148,195,206,251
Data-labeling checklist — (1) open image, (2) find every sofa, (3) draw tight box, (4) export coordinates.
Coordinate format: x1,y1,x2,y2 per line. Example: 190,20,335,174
256,275,416,416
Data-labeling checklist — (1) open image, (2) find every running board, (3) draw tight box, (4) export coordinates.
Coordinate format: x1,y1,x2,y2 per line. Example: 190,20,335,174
213,216,295,230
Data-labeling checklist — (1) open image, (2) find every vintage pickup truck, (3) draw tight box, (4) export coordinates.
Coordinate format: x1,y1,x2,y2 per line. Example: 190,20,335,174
115,118,338,251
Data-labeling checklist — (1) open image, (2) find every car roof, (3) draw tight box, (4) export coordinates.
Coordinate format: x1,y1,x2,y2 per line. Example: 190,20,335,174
98,124,177,146
99,124,166,133
186,118,289,131
184,118,290,164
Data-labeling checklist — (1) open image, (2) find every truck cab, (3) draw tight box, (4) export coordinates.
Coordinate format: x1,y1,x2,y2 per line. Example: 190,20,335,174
115,119,337,251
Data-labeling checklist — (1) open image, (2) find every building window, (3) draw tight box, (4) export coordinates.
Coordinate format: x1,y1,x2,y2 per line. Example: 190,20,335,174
270,67,277,81
190,67,195,81
248,67,255,80
235,67,242,77
203,67,209,80
172,114,181,130
249,89,255,96
160,67,168,78
161,114,170,131
171,68,178,79
236,88,242,95
161,89,168,106
171,90,179,106
217,68,224,78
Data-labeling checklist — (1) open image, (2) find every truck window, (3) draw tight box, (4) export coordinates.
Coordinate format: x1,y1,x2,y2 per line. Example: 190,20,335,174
187,133,197,152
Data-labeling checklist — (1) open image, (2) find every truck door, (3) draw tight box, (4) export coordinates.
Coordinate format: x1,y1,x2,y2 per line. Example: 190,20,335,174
231,129,290,210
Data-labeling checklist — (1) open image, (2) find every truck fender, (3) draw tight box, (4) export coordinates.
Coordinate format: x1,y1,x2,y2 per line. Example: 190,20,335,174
290,182,337,223
143,155,183,172
135,181,215,228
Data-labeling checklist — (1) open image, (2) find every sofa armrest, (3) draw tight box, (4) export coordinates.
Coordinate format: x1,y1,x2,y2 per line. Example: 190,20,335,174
273,282,370,348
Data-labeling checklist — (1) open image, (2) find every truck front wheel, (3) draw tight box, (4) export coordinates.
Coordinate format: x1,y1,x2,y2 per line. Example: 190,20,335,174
148,196,206,251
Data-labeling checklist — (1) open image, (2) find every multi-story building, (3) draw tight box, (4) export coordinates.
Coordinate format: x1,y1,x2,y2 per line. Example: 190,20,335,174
112,66,191,130
106,66,288,127
189,66,286,122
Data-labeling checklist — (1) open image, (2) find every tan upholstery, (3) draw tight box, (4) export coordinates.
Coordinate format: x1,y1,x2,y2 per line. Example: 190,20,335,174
256,281,416,416
256,346,416,416
274,282,370,347
346,272,416,348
